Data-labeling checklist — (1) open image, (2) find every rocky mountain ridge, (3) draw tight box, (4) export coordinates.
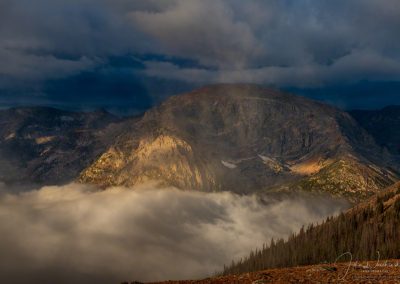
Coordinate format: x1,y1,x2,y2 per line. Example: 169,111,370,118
0,107,130,188
351,106,400,155
79,84,399,200
1,85,399,199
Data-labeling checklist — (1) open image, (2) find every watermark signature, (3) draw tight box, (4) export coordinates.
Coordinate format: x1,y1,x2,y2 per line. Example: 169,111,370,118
311,251,400,281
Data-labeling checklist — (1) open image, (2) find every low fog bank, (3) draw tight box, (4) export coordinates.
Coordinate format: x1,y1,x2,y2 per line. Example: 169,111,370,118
0,182,349,283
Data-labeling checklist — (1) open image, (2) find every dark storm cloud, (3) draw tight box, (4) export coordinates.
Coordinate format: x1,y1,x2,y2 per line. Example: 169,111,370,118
0,182,349,283
1,0,400,107
134,0,400,86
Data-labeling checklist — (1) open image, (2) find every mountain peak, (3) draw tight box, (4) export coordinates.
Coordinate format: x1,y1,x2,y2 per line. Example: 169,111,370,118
166,84,294,103
80,86,399,200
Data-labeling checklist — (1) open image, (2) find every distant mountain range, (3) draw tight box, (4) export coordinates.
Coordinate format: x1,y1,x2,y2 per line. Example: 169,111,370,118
0,107,126,187
351,106,400,155
1,84,399,201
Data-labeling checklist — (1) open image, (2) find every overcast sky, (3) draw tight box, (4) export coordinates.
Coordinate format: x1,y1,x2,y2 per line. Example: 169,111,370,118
1,0,400,110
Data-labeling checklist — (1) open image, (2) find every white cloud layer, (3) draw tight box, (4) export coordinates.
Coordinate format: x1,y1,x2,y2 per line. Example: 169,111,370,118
0,182,348,283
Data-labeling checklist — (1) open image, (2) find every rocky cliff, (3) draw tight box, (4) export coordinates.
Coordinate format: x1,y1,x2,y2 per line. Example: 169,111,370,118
80,84,399,200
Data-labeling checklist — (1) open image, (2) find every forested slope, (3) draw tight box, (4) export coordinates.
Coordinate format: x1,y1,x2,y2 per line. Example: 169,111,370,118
223,182,400,275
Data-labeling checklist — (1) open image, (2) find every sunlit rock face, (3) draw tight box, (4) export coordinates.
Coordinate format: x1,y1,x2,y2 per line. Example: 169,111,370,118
80,134,217,191
80,84,399,200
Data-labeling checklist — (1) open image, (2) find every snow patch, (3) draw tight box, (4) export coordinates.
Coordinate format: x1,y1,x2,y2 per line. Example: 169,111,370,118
221,160,237,169
258,154,275,163
5,133,16,140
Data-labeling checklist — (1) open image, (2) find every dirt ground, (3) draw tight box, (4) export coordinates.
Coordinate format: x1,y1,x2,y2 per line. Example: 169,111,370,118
145,259,400,284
